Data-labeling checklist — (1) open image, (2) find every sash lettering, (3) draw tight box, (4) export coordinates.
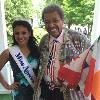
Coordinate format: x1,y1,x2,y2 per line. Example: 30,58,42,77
15,52,24,66
9,45,34,88
24,66,33,80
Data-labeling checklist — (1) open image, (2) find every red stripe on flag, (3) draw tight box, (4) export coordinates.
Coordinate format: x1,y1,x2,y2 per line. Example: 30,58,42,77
84,58,96,96
58,65,81,87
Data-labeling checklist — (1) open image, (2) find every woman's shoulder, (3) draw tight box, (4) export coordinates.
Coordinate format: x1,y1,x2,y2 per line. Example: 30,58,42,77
0,49,9,69
0,49,9,58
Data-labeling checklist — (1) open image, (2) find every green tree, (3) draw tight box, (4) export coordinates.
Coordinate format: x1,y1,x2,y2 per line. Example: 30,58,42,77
62,0,95,29
45,0,63,5
4,0,34,45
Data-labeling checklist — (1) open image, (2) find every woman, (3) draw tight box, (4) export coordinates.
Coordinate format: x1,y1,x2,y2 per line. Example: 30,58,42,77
0,20,40,100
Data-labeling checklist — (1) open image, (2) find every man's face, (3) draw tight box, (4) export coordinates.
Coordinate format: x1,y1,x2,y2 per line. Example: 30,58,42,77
43,11,64,38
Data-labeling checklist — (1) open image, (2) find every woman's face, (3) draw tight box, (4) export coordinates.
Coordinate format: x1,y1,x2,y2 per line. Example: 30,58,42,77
13,25,31,47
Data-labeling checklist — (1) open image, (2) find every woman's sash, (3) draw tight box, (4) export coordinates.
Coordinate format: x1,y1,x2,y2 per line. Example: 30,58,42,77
9,45,34,88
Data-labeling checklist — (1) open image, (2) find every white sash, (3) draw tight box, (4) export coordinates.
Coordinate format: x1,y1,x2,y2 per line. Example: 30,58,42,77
9,45,34,88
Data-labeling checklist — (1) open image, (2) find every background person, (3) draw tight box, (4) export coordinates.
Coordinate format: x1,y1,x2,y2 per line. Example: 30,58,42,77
83,28,88,36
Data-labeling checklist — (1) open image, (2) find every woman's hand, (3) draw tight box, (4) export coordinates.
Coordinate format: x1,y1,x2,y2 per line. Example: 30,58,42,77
7,82,19,90
0,73,19,90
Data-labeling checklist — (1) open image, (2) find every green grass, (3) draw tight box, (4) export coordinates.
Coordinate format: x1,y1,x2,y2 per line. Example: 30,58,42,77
0,94,12,100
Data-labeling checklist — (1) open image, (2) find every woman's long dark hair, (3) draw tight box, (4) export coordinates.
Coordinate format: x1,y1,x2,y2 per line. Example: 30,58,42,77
12,20,40,58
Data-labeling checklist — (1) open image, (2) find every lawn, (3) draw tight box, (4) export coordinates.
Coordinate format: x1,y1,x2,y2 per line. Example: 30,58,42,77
0,94,12,100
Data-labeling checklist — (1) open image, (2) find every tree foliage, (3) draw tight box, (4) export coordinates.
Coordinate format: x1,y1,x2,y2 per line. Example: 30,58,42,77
62,0,95,28
45,0,63,5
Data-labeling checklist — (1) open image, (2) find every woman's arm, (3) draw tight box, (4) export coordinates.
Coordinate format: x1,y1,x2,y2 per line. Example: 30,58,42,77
0,49,19,90
0,49,9,70
0,72,19,90
0,72,11,90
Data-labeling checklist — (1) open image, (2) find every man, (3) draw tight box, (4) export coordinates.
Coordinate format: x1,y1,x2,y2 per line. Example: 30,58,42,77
38,4,90,100
83,28,88,36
